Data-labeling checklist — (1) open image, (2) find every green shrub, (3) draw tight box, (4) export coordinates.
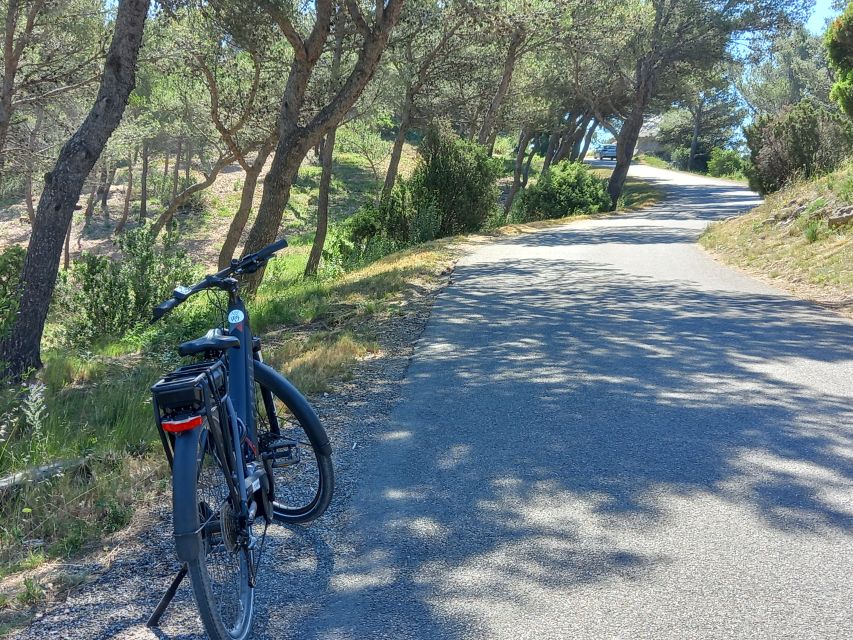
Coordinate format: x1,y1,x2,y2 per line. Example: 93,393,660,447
513,161,610,222
670,147,691,171
745,99,853,194
55,226,194,345
323,178,442,268
410,126,500,235
826,4,853,119
0,245,25,338
707,148,744,177
324,129,496,268
803,219,826,243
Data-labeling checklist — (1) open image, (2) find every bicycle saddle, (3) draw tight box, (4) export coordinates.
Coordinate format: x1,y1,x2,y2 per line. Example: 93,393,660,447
178,329,240,357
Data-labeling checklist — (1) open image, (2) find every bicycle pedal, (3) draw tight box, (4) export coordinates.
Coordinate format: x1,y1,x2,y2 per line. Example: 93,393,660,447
261,436,300,468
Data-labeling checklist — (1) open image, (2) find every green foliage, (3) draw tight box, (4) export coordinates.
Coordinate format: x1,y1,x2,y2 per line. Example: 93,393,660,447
803,218,826,243
740,27,833,116
513,162,610,222
55,226,194,345
707,148,744,177
744,99,853,194
0,245,26,338
324,127,498,268
826,5,853,119
410,126,500,236
670,147,691,171
324,179,441,268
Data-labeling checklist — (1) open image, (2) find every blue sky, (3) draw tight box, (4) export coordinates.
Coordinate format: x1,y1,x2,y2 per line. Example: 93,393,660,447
808,0,840,34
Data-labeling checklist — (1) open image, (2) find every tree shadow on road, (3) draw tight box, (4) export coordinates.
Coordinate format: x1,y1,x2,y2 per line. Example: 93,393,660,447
282,246,852,638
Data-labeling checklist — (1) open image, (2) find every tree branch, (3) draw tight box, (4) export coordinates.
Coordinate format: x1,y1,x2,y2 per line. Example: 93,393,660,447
257,0,307,61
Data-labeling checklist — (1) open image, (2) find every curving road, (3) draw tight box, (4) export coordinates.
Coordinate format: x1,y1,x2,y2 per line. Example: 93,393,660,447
16,163,852,640
277,162,853,639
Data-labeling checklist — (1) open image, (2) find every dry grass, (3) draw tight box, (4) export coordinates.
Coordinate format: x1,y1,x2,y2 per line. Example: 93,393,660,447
700,166,853,316
265,333,376,394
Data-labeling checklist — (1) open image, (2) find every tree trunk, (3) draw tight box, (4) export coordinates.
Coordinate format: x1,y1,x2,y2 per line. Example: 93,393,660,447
569,114,593,161
151,153,235,237
0,0,150,379
63,223,71,271
83,178,98,221
184,138,192,180
540,127,560,176
162,150,169,182
171,138,182,200
23,108,43,224
115,151,133,234
688,105,701,171
477,29,523,153
608,102,645,207
503,127,531,217
608,58,656,208
241,0,404,293
101,164,117,216
578,119,598,162
382,97,412,199
552,132,574,164
217,143,274,269
139,139,148,220
305,128,337,276
24,172,35,224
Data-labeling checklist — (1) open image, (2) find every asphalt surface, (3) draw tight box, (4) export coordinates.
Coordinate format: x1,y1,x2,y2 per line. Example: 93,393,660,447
273,162,853,639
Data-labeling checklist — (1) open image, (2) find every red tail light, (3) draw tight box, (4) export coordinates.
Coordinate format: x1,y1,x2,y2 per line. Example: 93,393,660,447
161,415,204,433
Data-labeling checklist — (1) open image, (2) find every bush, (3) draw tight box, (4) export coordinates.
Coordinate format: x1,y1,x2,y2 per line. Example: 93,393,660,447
513,161,610,222
324,180,441,268
707,148,744,178
0,245,25,338
410,126,500,235
745,100,853,194
56,226,194,345
670,147,691,171
324,127,497,268
826,3,853,119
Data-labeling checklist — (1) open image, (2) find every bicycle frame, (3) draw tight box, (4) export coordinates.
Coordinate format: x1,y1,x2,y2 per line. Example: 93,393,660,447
225,293,257,443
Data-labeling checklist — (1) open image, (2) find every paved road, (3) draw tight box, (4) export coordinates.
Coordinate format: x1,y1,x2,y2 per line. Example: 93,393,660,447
268,162,853,639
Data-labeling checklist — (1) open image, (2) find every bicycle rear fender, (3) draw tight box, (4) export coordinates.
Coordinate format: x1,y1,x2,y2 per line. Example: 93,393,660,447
172,427,203,562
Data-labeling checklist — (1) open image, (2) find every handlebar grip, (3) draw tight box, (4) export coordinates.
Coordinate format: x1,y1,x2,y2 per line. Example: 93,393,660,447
152,298,179,322
256,237,288,260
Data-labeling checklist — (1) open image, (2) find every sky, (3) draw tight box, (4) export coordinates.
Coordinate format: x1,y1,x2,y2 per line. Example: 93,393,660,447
808,0,840,34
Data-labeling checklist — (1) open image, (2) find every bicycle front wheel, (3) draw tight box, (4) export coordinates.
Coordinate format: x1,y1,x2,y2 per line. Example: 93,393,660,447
254,361,334,524
174,427,254,640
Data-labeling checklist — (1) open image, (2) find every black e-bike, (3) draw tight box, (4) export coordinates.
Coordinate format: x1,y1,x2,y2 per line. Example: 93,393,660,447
146,239,333,640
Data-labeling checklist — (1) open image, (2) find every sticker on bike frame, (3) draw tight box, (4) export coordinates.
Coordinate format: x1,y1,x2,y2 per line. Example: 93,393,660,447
228,310,245,324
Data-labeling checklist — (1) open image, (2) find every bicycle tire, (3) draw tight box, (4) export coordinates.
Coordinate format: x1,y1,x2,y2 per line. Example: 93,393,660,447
173,426,254,640
254,361,334,524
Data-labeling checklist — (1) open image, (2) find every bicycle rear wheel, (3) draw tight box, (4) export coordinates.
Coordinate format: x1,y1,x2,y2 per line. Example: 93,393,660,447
176,427,254,640
254,361,334,524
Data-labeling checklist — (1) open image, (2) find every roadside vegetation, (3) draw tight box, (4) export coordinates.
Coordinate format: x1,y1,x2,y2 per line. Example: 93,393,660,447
701,163,853,315
701,4,853,316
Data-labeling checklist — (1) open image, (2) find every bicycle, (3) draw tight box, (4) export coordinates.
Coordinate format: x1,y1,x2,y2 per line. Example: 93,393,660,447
145,238,334,640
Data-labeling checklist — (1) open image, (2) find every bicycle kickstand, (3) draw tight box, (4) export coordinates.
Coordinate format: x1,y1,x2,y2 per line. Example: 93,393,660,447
146,563,188,628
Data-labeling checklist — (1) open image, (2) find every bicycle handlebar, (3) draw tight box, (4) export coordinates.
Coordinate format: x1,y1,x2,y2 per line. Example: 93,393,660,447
152,237,288,322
